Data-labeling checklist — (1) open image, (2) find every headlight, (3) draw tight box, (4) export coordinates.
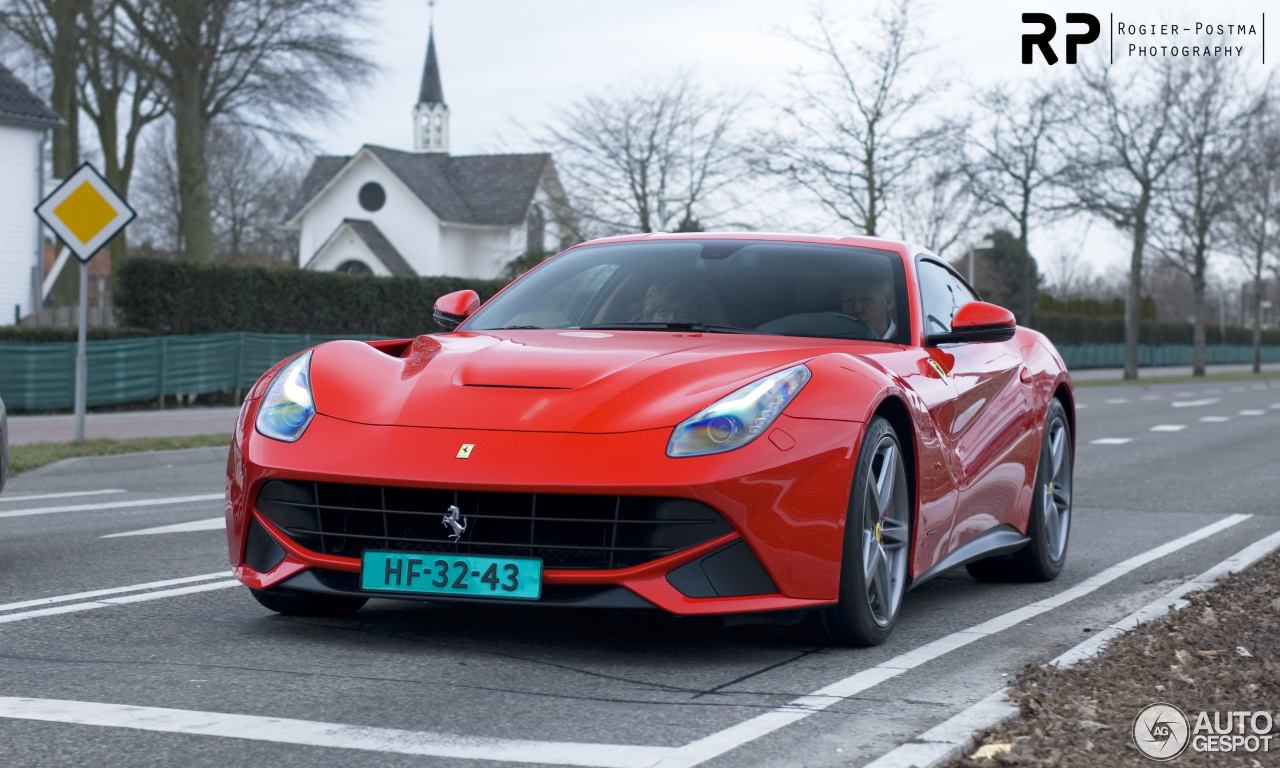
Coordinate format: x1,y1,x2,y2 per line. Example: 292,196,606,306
667,364,811,457
255,351,316,442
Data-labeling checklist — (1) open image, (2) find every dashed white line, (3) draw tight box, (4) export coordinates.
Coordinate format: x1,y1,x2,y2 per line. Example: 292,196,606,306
1088,438,1132,445
1105,398,1129,404
1139,395,1161,400
0,490,126,503
1171,398,1221,408
0,493,224,520
0,573,232,614
1239,410,1265,416
103,518,225,538
1200,416,1231,423
1149,425,1186,432
0,580,239,624
1272,403,1280,409
1075,404,1088,409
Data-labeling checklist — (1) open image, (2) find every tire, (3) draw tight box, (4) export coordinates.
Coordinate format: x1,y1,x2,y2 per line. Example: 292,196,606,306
249,588,367,616
967,398,1072,583
806,416,911,646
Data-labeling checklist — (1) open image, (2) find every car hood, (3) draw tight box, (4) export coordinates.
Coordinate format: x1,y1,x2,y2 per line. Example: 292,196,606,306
310,330,884,433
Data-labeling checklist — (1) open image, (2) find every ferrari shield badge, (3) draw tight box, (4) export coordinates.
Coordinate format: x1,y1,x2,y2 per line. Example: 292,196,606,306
442,504,467,540
456,443,474,458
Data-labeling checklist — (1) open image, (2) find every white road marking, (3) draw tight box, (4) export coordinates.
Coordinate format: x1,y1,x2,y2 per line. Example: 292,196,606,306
0,516,1249,767
647,514,1250,768
1238,410,1265,416
1149,425,1186,432
0,698,676,768
1272,403,1280,409
1139,395,1161,400
865,524,1280,768
1105,398,1129,404
1074,404,1087,409
102,518,225,538
1200,416,1230,423
0,573,232,614
1175,391,1193,397
1171,398,1220,408
1088,438,1132,445
0,490,126,503
0,493,223,520
0,580,240,624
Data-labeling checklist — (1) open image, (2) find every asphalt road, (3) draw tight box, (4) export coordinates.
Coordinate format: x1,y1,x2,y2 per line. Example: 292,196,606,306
0,379,1278,768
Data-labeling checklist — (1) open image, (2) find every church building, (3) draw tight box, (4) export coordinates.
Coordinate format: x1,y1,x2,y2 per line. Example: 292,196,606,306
287,27,574,278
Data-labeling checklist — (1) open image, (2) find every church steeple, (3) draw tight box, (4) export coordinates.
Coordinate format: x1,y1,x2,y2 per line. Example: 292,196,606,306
413,25,449,153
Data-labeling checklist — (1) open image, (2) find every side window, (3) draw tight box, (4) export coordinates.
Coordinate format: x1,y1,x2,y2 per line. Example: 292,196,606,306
918,259,976,335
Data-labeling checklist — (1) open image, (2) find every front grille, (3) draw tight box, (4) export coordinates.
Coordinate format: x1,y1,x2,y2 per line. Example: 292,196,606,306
255,480,733,570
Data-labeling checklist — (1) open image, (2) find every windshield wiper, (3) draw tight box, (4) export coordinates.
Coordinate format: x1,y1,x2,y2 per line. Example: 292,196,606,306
582,322,763,335
501,325,544,330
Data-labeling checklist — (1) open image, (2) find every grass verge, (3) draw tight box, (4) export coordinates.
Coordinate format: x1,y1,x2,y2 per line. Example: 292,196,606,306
1073,370,1280,388
949,548,1280,767
9,434,232,476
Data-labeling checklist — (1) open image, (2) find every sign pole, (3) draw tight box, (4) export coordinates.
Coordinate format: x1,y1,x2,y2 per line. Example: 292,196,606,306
75,259,88,443
33,162,135,441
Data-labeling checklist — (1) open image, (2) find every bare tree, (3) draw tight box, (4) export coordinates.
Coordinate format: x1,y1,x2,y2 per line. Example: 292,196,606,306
754,0,945,236
891,134,987,257
963,84,1066,258
543,74,746,236
1060,59,1186,379
1227,89,1280,373
117,0,374,262
78,0,167,264
0,0,84,177
1153,57,1250,376
207,122,300,263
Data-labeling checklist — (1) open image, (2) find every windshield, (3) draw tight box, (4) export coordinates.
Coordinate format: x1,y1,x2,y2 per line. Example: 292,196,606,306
465,239,910,343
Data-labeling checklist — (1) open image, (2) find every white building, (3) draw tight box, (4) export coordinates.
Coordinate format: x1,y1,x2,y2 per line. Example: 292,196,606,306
287,28,574,279
0,64,61,325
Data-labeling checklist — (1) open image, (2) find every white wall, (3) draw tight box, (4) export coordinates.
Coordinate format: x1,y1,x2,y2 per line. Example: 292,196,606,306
298,151,442,276
0,124,42,325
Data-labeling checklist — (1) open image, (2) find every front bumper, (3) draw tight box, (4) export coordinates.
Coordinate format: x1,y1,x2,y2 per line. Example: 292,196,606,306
226,405,862,615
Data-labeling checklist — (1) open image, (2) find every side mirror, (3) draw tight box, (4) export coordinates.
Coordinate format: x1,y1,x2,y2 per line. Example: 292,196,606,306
927,301,1016,345
433,290,481,330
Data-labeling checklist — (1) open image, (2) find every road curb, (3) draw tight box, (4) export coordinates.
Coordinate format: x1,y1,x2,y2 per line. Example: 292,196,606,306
21,445,230,478
862,526,1280,768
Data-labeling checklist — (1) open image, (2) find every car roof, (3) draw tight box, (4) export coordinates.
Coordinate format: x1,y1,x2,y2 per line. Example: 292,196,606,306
575,231,926,255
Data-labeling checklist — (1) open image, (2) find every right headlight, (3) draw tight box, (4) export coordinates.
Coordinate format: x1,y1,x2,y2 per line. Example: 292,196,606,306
666,364,811,457
255,351,315,442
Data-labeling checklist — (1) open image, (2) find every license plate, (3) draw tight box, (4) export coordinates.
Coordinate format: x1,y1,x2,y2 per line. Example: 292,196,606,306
360,551,542,600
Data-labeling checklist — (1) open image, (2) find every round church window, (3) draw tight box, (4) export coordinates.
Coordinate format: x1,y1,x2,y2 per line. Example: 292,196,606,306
358,182,386,212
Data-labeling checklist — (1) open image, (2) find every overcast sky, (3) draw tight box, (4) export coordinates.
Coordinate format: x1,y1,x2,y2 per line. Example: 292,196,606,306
314,0,1272,283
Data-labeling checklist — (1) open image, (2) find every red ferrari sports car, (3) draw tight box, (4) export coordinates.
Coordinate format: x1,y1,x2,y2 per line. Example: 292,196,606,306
226,233,1074,646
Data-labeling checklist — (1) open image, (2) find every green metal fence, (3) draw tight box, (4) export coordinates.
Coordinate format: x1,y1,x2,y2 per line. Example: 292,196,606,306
1056,344,1280,370
2,336,1278,412
0,332,384,412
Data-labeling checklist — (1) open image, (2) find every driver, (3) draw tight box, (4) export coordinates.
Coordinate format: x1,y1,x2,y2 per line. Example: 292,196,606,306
839,270,897,340
639,281,718,324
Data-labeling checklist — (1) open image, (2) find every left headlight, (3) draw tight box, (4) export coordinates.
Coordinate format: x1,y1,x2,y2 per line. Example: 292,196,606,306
255,351,315,442
667,364,811,458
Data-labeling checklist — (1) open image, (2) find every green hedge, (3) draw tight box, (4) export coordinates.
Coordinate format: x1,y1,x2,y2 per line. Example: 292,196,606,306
1037,292,1157,320
116,259,510,336
1030,313,1280,347
0,326,154,342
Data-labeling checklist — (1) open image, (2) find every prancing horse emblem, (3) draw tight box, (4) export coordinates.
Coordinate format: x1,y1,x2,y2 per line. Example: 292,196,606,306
442,504,467,541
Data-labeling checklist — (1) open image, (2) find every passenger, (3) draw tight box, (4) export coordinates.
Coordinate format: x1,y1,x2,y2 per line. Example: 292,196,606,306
839,271,897,340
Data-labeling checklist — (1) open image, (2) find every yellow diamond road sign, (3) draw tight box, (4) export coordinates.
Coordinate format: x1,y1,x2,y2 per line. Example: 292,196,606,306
35,162,136,262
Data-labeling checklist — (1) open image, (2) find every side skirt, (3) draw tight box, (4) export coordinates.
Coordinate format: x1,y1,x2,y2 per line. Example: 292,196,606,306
908,524,1029,591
